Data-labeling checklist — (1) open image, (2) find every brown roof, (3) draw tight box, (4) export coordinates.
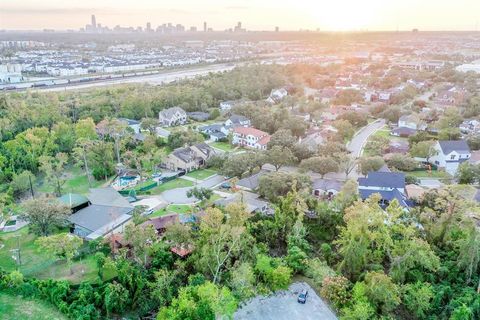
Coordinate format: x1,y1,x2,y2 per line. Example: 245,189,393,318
171,245,194,257
233,126,269,138
142,214,179,231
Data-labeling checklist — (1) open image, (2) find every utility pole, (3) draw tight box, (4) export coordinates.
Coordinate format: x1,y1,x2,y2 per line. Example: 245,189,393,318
28,174,35,199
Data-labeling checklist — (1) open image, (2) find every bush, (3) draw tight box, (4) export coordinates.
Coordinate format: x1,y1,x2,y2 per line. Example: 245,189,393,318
320,276,350,310
305,258,336,287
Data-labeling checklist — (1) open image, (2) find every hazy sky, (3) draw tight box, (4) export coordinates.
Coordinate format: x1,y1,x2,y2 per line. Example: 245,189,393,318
1,0,480,31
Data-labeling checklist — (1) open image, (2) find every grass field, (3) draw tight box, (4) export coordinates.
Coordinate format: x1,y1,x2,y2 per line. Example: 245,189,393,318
0,227,101,284
150,204,193,218
211,141,235,152
405,170,451,179
185,169,217,180
37,166,104,195
0,293,67,320
149,179,194,195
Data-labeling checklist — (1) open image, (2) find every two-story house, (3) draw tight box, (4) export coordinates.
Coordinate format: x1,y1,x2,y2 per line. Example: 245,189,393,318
430,140,471,175
224,115,251,128
232,127,271,150
358,171,408,207
163,143,215,172
459,119,480,134
159,107,187,127
391,114,426,137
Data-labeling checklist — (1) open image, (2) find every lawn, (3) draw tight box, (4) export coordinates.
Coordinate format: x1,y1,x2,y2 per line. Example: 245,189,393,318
37,166,104,195
148,178,194,194
150,204,193,218
211,141,235,152
405,170,451,179
186,169,217,180
372,128,391,139
0,293,67,320
0,227,101,284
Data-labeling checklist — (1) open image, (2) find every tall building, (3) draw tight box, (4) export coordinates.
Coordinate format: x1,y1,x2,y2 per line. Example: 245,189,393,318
146,22,152,32
203,21,207,32
91,15,97,29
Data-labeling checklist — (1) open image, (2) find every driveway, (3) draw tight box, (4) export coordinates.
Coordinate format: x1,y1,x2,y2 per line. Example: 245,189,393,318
234,282,337,320
347,119,386,158
161,175,225,204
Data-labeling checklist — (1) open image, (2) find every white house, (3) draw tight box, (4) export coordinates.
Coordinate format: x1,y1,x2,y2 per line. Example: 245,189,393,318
398,114,426,131
232,127,271,150
430,140,471,175
459,119,480,134
224,115,251,128
266,88,288,104
220,101,234,111
159,107,187,127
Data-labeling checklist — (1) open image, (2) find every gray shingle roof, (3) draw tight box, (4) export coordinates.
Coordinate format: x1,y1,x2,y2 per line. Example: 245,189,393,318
68,205,133,233
438,140,470,155
87,187,133,208
159,106,186,120
358,172,405,189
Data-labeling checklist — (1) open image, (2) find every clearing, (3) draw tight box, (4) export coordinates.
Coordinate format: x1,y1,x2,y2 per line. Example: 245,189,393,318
234,282,337,320
0,293,67,320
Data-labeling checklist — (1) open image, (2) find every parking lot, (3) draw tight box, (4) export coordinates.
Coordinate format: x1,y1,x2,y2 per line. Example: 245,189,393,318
234,282,338,320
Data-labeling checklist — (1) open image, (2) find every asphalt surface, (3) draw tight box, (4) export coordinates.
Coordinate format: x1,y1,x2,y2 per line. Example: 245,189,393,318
36,63,236,92
234,282,338,320
347,119,386,158
161,175,225,204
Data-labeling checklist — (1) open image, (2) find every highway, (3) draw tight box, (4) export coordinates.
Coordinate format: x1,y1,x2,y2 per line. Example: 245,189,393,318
31,63,238,92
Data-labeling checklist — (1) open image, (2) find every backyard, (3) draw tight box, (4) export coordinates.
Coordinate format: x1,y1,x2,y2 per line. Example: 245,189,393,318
211,141,235,152
36,166,105,195
405,169,451,179
185,169,217,180
0,227,102,284
150,204,193,218
0,293,67,320
148,178,194,195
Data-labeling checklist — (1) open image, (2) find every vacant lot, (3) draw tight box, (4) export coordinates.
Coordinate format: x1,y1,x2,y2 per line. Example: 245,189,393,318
234,282,337,320
186,169,217,180
0,293,67,320
0,227,101,284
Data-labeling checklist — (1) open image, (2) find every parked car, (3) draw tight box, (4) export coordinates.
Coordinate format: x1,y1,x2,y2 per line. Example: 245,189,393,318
297,289,308,304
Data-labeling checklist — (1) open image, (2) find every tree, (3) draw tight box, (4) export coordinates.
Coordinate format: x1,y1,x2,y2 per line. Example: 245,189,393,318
167,129,204,149
456,162,479,184
75,118,97,140
124,223,157,266
358,156,385,176
266,145,297,171
320,276,350,310
268,129,297,149
187,187,213,208
10,170,35,197
334,119,355,141
258,171,311,202
364,271,400,314
300,156,339,178
20,198,70,236
104,282,130,317
197,208,246,284
386,153,417,172
87,141,115,181
230,262,256,300
402,282,434,319
364,135,389,156
39,152,68,196
337,153,357,178
410,140,437,161
35,233,83,274
140,117,158,134
221,152,265,178
456,222,480,284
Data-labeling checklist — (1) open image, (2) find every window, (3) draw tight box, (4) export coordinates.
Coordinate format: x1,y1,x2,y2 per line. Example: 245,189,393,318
450,155,456,160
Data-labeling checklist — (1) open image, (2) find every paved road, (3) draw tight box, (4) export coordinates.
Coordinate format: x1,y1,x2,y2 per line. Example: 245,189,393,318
35,63,237,92
161,175,225,204
347,119,386,158
234,282,337,320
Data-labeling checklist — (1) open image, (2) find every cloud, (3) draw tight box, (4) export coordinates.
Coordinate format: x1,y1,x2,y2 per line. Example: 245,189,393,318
225,6,249,10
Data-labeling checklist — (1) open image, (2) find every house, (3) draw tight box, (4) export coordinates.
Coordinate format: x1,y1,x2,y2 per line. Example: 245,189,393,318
398,114,426,131
312,179,344,199
163,143,215,172
141,214,179,235
236,169,270,191
391,127,417,137
118,118,141,134
358,171,409,207
187,112,210,122
159,107,187,127
225,114,251,128
67,187,134,240
388,140,410,154
460,119,480,134
266,88,288,104
199,123,229,141
214,191,273,215
232,127,271,150
220,100,235,111
58,193,90,213
430,140,471,175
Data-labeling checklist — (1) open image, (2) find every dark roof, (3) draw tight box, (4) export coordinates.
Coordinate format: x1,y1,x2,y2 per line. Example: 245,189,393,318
229,114,249,124
438,140,470,155
58,193,89,208
391,127,417,136
118,118,140,126
142,214,178,230
359,189,409,207
187,112,210,121
237,169,270,190
87,187,133,208
312,179,343,191
172,147,196,163
193,142,214,158
358,171,405,189
68,204,133,233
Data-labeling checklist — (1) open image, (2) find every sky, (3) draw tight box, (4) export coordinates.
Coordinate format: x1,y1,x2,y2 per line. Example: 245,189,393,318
1,0,480,31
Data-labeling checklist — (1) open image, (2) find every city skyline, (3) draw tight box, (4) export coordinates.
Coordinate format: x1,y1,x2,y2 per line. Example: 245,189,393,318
2,0,480,32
